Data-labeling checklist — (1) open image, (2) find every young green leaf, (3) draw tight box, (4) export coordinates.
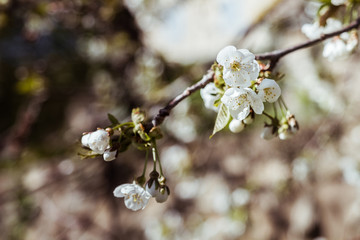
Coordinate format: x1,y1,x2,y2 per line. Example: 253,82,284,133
108,113,120,125
210,103,230,138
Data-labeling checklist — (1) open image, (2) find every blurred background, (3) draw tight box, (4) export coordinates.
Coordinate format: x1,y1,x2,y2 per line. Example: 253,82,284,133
1,0,360,239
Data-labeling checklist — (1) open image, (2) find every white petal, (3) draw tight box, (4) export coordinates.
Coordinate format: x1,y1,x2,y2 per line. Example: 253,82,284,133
245,88,264,114
113,184,135,198
216,45,237,67
324,18,342,34
200,83,221,112
257,79,281,103
229,119,245,133
238,49,255,62
323,38,348,61
81,133,91,148
103,149,117,161
88,129,110,154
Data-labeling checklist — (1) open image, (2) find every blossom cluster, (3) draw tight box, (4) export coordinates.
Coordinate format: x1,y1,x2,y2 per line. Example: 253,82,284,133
81,128,117,161
302,2,359,61
201,46,281,134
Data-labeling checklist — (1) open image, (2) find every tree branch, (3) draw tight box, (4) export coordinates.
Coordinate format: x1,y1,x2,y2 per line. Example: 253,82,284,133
151,70,214,127
256,17,360,70
150,17,360,128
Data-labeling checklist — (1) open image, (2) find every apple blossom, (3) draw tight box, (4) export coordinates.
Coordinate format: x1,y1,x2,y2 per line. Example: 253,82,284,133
221,87,264,121
113,183,152,211
216,46,260,88
257,78,281,103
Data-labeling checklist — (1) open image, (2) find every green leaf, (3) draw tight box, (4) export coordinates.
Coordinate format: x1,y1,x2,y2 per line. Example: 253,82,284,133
210,103,230,139
107,113,120,125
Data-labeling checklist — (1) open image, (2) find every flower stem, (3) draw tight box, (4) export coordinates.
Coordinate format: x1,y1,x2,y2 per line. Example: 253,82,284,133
151,139,164,177
263,111,274,120
112,122,135,130
141,148,149,177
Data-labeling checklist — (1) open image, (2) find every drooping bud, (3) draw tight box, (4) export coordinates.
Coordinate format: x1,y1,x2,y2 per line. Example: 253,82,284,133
155,185,170,203
261,124,277,140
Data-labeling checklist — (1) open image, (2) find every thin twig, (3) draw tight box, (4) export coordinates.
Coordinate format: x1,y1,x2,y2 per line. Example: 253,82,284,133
256,16,360,70
150,17,360,128
151,70,214,127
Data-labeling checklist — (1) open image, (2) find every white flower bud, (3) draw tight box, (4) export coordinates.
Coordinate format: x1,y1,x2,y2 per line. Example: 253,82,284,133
103,149,117,161
81,133,91,148
145,179,160,197
88,129,110,154
155,185,170,203
229,119,245,133
261,125,277,140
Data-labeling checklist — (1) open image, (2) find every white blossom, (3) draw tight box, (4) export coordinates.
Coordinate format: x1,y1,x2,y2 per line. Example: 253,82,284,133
302,18,357,61
331,0,346,6
216,46,260,88
323,37,348,61
103,149,117,161
229,119,245,133
200,82,221,112
323,18,343,34
113,183,152,211
221,87,264,121
81,129,110,154
257,78,281,103
301,21,324,40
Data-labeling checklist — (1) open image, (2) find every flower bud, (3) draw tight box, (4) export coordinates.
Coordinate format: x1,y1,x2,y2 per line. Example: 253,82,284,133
81,133,91,148
155,185,170,203
145,178,160,197
229,119,245,133
103,149,117,161
261,125,277,140
88,129,110,154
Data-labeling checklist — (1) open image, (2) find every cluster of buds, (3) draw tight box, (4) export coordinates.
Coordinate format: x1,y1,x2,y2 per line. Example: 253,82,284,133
261,111,299,140
145,171,170,203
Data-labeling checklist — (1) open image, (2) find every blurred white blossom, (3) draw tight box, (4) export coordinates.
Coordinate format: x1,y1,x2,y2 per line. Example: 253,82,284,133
200,82,221,112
